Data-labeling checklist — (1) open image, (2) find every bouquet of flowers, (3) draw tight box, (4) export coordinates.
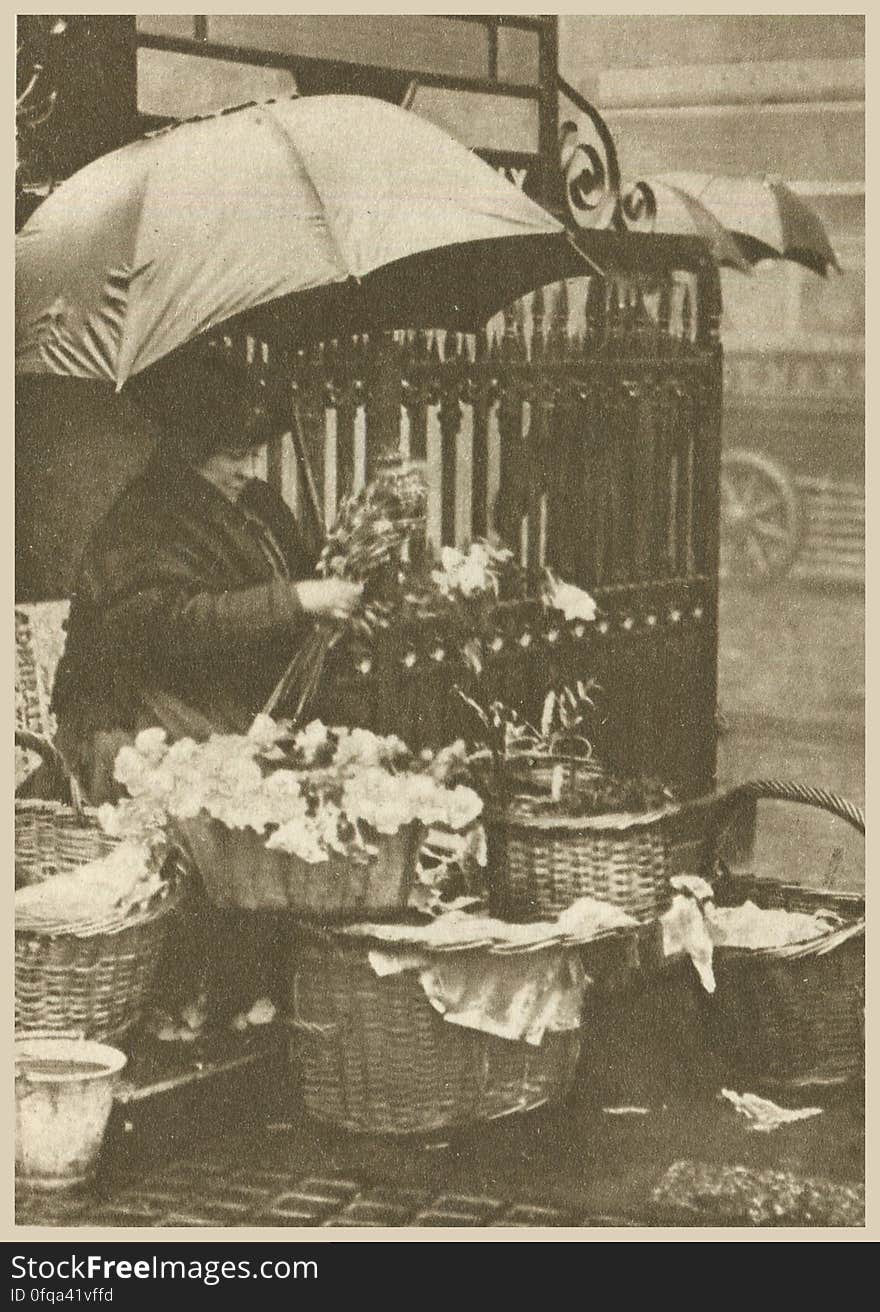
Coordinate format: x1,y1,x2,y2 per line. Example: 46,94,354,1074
264,464,428,717
266,461,601,722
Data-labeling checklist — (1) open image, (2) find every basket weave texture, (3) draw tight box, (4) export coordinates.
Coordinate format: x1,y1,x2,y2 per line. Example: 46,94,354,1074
486,802,676,923
288,933,581,1134
15,602,69,790
704,780,865,1089
15,801,177,1041
175,815,423,919
15,799,117,889
16,898,177,1042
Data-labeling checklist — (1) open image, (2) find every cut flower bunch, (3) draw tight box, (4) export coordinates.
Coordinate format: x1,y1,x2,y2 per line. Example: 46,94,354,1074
266,462,601,720
100,716,486,870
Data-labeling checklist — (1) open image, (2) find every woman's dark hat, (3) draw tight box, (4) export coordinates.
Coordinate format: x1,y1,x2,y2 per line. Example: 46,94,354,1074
128,350,288,462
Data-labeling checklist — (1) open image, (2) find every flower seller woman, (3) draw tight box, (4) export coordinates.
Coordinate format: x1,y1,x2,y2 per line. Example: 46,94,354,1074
52,350,362,807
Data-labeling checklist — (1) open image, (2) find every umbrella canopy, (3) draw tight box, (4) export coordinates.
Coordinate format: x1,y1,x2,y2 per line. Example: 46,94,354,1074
655,172,840,277
16,94,590,387
629,181,752,273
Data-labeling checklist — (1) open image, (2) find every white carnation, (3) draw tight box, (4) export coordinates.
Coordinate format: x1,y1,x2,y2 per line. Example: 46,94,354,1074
266,816,328,863
439,784,484,831
247,714,288,753
134,727,169,766
544,575,598,623
293,719,330,763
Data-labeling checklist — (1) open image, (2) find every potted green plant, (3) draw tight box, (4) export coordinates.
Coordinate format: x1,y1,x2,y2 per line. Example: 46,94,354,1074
458,684,678,924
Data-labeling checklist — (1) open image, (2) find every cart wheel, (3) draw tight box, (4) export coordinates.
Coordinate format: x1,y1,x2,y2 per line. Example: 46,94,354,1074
720,449,801,586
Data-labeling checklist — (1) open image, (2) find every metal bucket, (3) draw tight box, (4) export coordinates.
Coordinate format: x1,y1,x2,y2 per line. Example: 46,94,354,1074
15,1034,127,1190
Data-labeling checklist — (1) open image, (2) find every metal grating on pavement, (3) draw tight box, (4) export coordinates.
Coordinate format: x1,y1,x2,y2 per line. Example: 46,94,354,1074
16,1173,586,1229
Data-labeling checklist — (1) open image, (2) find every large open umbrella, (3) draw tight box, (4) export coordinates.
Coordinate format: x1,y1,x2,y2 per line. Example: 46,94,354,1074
654,171,840,277
16,94,592,387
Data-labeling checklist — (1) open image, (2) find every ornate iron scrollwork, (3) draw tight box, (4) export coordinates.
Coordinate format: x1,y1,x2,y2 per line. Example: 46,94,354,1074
558,76,657,237
16,15,66,222
619,180,658,233
560,115,619,230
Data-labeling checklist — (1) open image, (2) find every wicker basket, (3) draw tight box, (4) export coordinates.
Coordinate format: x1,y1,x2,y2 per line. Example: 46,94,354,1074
14,733,104,889
16,895,178,1042
702,780,865,1090
287,931,581,1134
15,799,118,891
502,753,598,797
174,815,424,919
15,732,179,1042
486,798,677,923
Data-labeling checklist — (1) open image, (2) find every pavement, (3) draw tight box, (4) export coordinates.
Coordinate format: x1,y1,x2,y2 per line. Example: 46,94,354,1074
16,1106,865,1229
15,973,866,1229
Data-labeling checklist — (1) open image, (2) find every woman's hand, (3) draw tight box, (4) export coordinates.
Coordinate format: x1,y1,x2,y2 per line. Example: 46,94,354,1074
294,578,364,621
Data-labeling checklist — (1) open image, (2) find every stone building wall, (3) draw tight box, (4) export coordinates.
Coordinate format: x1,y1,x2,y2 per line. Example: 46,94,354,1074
559,14,864,358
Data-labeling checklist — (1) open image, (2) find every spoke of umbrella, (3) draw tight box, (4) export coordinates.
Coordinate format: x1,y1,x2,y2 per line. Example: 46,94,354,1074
745,533,770,575
721,483,745,517
737,470,761,511
746,496,785,520
750,519,789,543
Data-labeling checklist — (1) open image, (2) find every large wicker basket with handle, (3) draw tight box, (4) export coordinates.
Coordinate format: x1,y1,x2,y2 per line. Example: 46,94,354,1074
704,779,864,1090
287,929,581,1134
14,733,113,890
15,733,179,1043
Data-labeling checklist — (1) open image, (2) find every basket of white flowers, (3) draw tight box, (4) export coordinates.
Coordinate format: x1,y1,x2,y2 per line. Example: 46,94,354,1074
100,717,485,920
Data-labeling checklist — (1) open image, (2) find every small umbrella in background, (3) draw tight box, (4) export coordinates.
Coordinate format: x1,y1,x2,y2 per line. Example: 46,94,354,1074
16,93,594,388
655,171,840,277
620,179,752,273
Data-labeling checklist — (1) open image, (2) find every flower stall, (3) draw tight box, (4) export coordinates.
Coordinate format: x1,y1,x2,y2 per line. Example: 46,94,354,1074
13,17,864,1223
46,446,852,1145
15,440,864,1173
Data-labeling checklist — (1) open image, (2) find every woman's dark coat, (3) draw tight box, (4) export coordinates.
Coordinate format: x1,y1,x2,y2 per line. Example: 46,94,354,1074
52,451,316,802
